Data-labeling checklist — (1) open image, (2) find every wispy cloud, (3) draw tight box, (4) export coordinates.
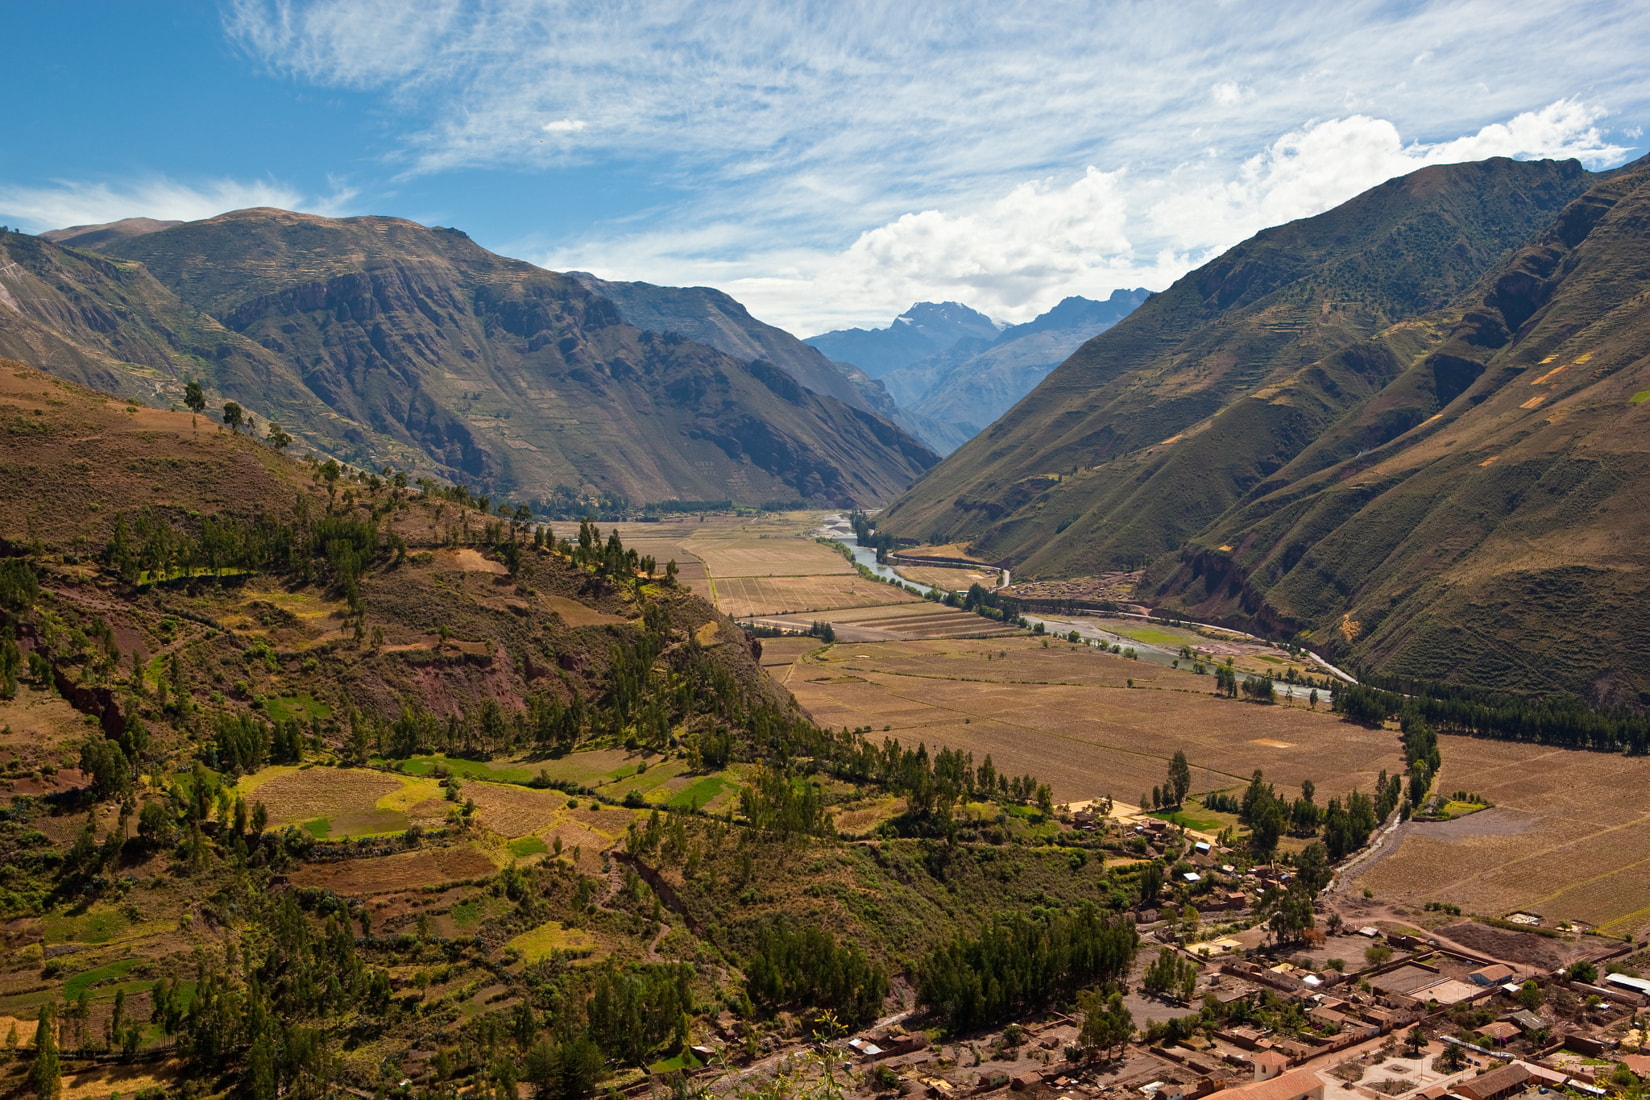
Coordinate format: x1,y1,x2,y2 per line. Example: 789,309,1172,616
544,101,1628,332
0,176,357,234
214,1,1650,330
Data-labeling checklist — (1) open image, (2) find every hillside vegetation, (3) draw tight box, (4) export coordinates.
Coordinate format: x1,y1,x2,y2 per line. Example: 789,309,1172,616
0,364,1180,1097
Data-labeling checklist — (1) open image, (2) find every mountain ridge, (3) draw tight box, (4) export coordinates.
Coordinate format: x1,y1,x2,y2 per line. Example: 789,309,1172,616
1,208,936,509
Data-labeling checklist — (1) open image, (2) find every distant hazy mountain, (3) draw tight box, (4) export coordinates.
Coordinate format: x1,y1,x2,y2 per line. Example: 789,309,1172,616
0,209,936,508
882,290,1150,452
881,154,1650,699
566,273,906,425
805,301,1000,378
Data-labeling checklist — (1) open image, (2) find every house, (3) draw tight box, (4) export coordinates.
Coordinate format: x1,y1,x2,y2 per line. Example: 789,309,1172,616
1201,1067,1324,1100
1476,1021,1519,1045
1469,964,1516,987
1509,1010,1546,1033
1454,1063,1534,1100
1250,1051,1291,1081
1605,973,1650,997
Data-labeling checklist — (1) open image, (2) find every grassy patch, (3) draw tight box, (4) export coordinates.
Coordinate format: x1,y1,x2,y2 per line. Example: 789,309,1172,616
265,692,331,722
1632,390,1650,405
43,906,129,945
1440,800,1490,818
1107,623,1190,648
1148,807,1225,831
507,836,549,858
649,1051,705,1074
449,900,483,930
665,775,727,811
62,958,139,1001
507,921,598,963
302,817,332,838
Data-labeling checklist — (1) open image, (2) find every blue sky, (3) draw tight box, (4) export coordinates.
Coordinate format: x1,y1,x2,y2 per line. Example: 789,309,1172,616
3,1,1648,334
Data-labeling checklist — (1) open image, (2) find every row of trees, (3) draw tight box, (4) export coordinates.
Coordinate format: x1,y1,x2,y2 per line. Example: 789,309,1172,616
103,503,391,611
1338,680,1650,755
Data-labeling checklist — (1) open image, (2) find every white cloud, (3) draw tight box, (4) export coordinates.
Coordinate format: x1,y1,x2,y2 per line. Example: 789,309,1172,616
545,100,1630,334
1212,80,1246,107
223,1,1650,333
0,177,344,233
1151,100,1627,255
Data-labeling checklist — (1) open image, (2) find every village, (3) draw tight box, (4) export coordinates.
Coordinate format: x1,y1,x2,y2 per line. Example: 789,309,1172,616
687,810,1650,1100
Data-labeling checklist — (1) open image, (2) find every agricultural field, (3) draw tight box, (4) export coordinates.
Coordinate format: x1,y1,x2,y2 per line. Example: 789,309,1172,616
773,636,1406,806
752,602,1023,642
237,765,448,838
287,844,501,895
234,752,738,872
1345,735,1650,938
709,573,919,617
891,563,1001,591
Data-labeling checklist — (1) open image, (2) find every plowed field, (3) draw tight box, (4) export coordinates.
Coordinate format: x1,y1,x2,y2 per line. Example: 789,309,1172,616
1346,736,1650,937
775,637,1403,804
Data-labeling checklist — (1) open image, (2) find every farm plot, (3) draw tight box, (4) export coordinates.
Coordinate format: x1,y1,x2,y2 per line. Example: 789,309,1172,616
1346,736,1650,937
688,537,854,579
775,638,1404,805
287,844,500,896
712,574,919,617
789,603,1023,641
237,766,446,837
892,564,1001,591
463,781,568,838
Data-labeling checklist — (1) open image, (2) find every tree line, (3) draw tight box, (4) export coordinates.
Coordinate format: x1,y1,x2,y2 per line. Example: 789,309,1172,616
1337,678,1649,754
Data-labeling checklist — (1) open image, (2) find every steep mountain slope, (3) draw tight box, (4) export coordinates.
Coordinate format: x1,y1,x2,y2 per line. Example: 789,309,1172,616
565,271,906,424
3,209,934,508
805,301,1000,378
883,290,1150,453
0,226,348,449
1150,157,1650,701
883,157,1595,562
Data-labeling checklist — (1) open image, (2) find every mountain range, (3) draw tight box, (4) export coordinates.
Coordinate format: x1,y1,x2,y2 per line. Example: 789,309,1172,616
805,292,1149,452
0,210,935,511
885,290,1151,452
883,154,1650,701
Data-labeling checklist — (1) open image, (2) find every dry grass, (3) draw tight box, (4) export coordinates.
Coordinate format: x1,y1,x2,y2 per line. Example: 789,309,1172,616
1349,735,1650,936
465,782,566,838
892,564,1002,590
539,594,630,627
443,548,508,575
774,637,1404,804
